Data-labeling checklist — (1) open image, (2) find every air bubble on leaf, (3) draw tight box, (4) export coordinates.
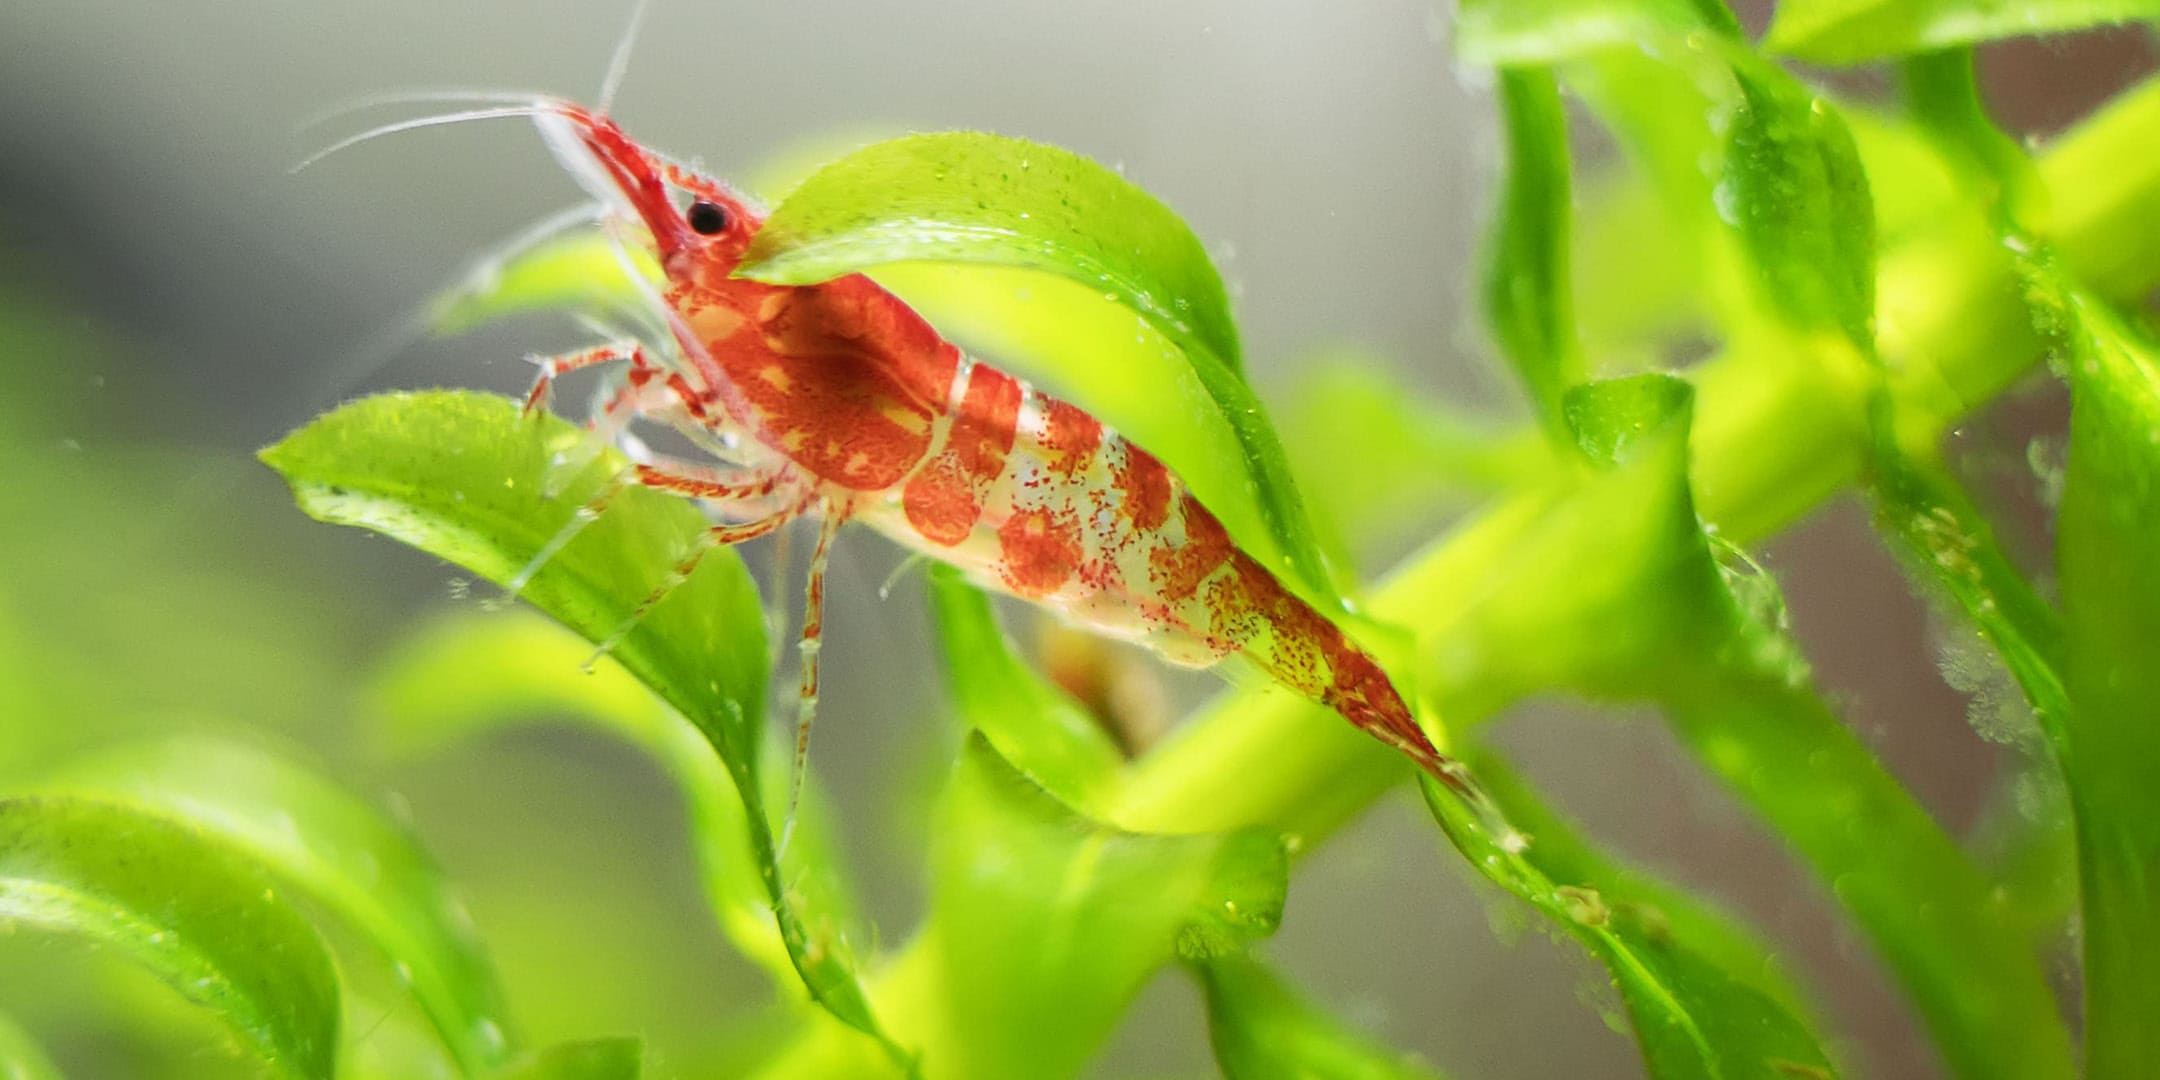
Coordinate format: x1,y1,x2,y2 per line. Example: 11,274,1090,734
1937,630,2040,751
392,960,414,985
472,1018,505,1055
1711,178,1742,227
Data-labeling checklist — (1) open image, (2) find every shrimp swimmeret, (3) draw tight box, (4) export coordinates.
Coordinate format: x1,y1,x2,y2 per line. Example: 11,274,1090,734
375,98,1471,809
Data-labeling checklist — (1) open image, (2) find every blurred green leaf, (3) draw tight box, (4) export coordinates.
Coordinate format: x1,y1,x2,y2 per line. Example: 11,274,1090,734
1453,0,1736,65
259,391,908,1067
1486,67,1582,436
2058,297,2160,1076
925,565,1126,815
1767,0,2160,65
1277,359,1549,574
922,736,1284,1078
0,797,340,1079
1420,775,1838,1080
0,1008,62,1080
736,131,1338,602
1199,955,1447,1080
493,1037,642,1080
1721,64,1877,346
45,737,513,1076
431,233,660,337
366,608,859,994
1899,50,2039,220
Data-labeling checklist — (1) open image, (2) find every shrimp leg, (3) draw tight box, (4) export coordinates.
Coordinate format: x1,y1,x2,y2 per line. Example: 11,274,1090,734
521,340,653,416
585,496,804,663
780,500,846,857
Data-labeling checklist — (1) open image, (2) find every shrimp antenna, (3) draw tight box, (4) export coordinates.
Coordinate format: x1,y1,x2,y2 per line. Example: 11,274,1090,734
297,88,556,134
596,0,653,115
293,104,554,174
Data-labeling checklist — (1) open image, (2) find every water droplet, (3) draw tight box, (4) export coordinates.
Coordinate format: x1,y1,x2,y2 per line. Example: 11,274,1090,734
472,1018,505,1054
393,960,414,984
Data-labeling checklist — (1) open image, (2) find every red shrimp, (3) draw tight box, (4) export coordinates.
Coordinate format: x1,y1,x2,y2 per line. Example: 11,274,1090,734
501,101,1465,806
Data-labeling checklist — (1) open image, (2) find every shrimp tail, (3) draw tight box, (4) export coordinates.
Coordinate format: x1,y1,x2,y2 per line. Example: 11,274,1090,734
1217,552,1481,800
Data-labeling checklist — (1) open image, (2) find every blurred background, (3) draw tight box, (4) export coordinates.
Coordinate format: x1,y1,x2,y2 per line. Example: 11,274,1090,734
0,1,2150,1076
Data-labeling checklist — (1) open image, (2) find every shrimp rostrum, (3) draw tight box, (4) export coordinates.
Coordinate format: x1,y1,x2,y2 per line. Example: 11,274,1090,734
500,100,1466,806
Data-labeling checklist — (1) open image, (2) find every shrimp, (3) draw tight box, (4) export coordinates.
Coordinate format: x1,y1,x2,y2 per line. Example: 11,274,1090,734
481,101,1469,813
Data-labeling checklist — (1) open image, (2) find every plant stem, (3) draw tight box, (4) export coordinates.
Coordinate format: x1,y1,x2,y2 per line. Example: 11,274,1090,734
1113,72,2160,840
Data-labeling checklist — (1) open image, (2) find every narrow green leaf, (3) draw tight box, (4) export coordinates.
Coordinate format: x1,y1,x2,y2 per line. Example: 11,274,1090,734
259,391,908,1067
1768,0,2160,65
924,735,1284,1079
365,608,860,993
1464,748,1822,1020
1558,378,2073,1080
1452,0,1738,66
493,1037,642,1080
1721,63,1877,346
1656,639,2075,1080
0,1009,63,1080
0,797,340,1079
45,737,515,1076
925,564,1126,816
1486,66,1582,437
2058,297,2160,1077
1199,955,1448,1080
736,132,1338,602
1420,774,1839,1080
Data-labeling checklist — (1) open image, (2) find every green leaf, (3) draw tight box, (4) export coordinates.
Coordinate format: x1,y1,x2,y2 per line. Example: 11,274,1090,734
1486,66,1583,437
1199,955,1448,1080
0,1009,63,1080
1720,63,1877,346
1419,774,1839,1080
259,390,908,1067
1452,0,1737,65
44,737,514,1075
923,736,1284,1078
365,608,860,994
0,797,340,1079
925,564,1127,815
1767,0,2160,65
736,132,1338,602
740,131,1242,374
2057,297,2160,1077
493,1037,642,1080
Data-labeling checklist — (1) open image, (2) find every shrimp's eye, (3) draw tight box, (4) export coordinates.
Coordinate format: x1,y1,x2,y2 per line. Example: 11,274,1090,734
687,200,729,235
